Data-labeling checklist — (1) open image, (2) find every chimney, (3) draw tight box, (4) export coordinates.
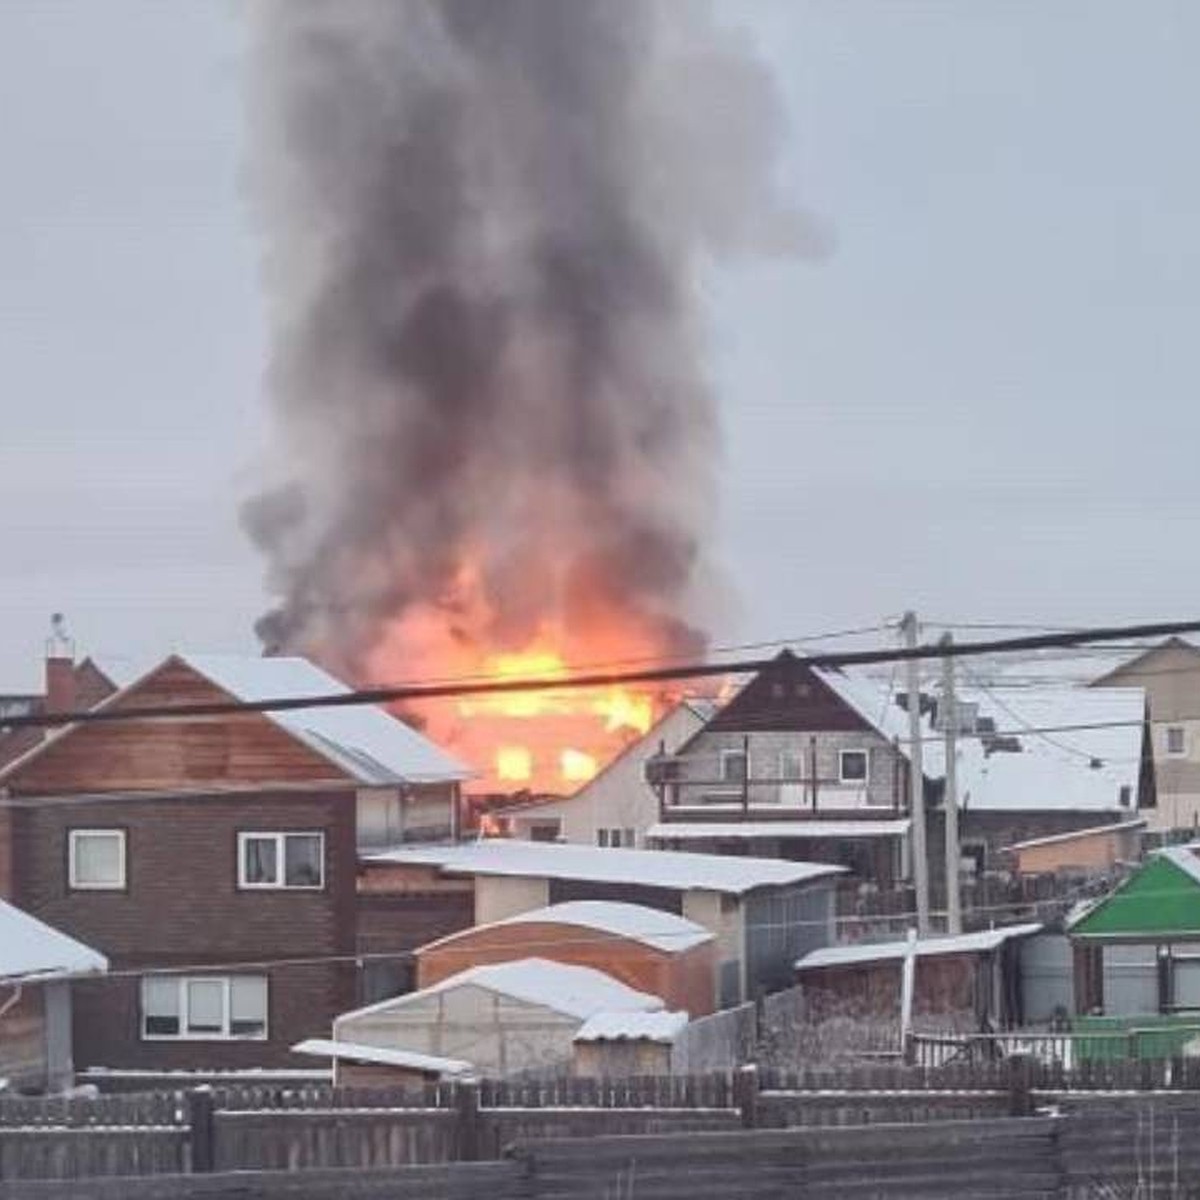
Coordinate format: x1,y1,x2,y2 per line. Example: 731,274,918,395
44,612,76,715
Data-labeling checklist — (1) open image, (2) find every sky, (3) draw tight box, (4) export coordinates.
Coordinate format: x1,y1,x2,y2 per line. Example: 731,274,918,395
1,1,1198,690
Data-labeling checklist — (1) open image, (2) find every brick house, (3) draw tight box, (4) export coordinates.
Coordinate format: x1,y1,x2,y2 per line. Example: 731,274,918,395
0,652,468,1073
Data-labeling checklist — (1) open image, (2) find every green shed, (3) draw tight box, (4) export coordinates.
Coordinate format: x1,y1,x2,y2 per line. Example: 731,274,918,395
1069,846,1200,1020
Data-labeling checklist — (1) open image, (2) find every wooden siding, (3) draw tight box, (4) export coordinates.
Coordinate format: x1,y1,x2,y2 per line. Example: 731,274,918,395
699,652,875,736
4,659,347,796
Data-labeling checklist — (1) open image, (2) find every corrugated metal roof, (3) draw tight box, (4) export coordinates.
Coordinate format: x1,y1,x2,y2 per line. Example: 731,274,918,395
795,923,1042,971
368,838,844,895
0,900,108,983
180,655,471,785
574,1010,690,1043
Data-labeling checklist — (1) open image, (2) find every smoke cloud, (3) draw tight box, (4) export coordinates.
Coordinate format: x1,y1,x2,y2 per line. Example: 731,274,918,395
243,0,811,678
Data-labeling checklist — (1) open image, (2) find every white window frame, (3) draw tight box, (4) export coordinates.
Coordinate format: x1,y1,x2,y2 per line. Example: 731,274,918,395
839,749,870,785
140,975,269,1042
68,829,126,891
1166,726,1187,757
237,831,325,890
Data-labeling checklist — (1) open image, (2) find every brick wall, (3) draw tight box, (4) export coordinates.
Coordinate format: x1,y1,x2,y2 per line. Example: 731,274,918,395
11,790,358,1069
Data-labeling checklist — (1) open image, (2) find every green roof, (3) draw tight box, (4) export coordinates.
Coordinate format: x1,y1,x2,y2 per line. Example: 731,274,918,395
1071,850,1200,939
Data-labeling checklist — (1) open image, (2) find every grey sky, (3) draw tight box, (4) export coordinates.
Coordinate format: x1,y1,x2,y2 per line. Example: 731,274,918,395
1,1,1198,689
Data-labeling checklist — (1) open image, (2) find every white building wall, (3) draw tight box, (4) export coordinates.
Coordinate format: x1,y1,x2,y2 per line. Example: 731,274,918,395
474,875,551,925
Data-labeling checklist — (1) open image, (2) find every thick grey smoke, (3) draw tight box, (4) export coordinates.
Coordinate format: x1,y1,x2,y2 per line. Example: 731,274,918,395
243,0,809,676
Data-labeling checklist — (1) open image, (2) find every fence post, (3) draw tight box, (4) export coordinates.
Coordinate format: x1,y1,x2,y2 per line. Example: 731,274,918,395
186,1086,215,1173
734,1064,759,1129
455,1079,481,1162
1006,1057,1032,1118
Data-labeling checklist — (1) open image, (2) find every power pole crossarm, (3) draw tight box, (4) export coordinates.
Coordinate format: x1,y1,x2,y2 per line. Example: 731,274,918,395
902,612,931,936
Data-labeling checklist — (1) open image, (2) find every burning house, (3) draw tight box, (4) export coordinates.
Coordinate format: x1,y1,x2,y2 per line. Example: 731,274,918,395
241,1,815,792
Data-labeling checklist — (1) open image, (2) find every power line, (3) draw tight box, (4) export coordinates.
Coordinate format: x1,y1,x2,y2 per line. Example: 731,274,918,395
2,618,1198,734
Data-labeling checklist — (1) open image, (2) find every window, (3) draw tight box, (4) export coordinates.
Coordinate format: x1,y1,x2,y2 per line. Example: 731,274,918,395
141,975,267,1040
623,827,635,848
720,750,748,784
1167,726,1187,756
597,829,610,847
238,832,324,889
68,829,126,890
839,750,869,784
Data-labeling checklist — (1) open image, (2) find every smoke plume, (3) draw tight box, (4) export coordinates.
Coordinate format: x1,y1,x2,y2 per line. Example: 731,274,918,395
243,0,809,678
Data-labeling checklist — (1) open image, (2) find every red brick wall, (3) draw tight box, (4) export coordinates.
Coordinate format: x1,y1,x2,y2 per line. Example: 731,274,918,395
11,790,358,1069
416,922,717,1016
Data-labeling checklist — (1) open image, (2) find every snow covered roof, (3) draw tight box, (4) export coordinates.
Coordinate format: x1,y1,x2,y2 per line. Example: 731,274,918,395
952,686,1144,812
0,900,108,983
368,839,843,895
291,1038,474,1076
574,1010,690,1044
1157,845,1200,889
1006,817,1145,852
795,923,1042,971
646,819,910,842
179,655,470,785
420,900,713,955
341,958,664,1023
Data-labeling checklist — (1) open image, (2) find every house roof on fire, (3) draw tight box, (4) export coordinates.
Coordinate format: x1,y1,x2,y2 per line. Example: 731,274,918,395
0,900,108,984
0,653,471,788
368,838,844,895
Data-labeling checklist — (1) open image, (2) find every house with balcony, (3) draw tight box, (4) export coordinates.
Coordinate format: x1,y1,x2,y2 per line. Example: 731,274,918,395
645,650,1152,906
0,650,469,1074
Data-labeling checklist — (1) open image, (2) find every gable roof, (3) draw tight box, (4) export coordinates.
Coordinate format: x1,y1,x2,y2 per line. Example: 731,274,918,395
1068,845,1200,939
180,655,470,785
368,838,844,895
418,900,713,955
339,958,664,1023
1090,637,1200,686
0,653,470,788
0,900,108,983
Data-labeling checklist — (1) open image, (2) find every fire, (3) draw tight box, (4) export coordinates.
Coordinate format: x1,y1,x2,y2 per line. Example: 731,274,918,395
365,562,678,795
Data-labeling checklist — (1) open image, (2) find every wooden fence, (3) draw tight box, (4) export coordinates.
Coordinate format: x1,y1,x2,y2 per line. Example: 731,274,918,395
11,1062,1200,1182
9,1106,1200,1200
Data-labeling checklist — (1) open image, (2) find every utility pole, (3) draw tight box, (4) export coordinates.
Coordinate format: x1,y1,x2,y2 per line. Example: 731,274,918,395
901,612,930,936
940,633,962,936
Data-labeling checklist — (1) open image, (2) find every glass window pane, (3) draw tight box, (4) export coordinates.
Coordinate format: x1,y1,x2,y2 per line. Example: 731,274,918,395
73,832,123,887
186,980,225,1035
230,977,267,1037
284,834,322,887
242,836,277,885
143,977,180,1037
841,751,868,782
722,753,747,783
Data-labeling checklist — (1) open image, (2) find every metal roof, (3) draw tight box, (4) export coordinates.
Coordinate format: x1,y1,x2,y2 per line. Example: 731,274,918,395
574,1010,690,1044
0,900,108,984
368,838,844,895
291,1038,474,1076
795,923,1042,971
